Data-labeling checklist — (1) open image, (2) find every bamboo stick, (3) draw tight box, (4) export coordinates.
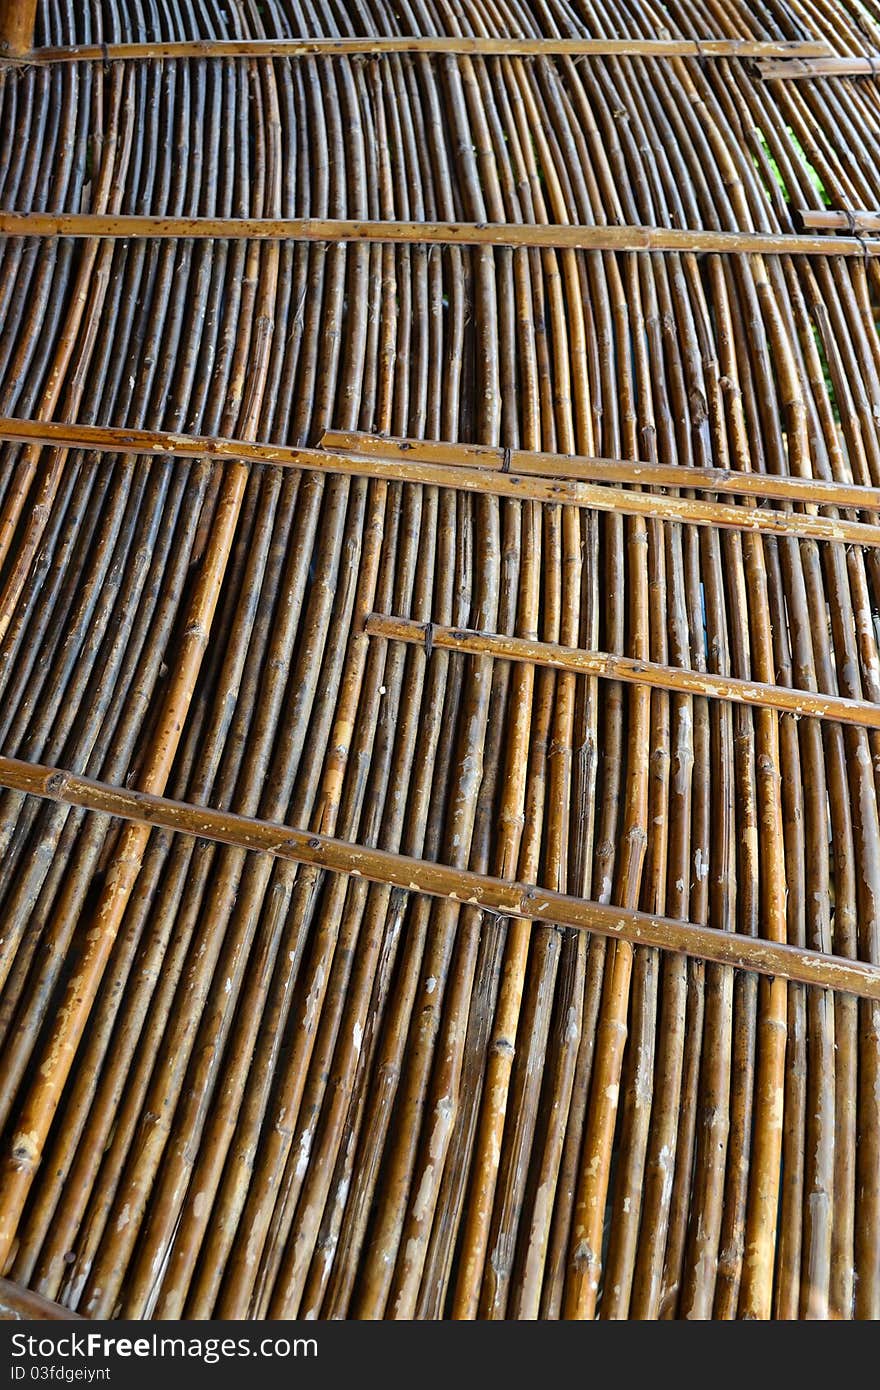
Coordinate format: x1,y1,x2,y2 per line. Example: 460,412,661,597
797,209,880,233
0,1277,83,1321
0,37,836,66
363,614,880,729
323,428,880,509
758,56,880,81
0,416,875,547
0,52,284,1275
0,0,38,56
0,212,878,258
0,754,874,1000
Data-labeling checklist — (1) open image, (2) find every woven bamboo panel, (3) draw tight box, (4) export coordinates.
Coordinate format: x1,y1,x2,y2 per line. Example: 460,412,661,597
0,0,879,1321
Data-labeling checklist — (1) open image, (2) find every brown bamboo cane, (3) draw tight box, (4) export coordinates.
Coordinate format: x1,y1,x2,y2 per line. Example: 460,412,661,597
0,0,38,56
435,51,549,1324
773,91,880,1306
0,37,836,65
0,417,875,548
363,614,880,729
736,236,820,1320
754,63,880,1316
0,36,211,1058
5,407,880,515
0,39,257,1296
0,1277,83,1321
0,479,247,1266
586,51,722,1312
797,209,880,233
239,47,458,1323
758,56,880,81
349,41,506,1320
199,57,408,1322
351,41,508,1315
747,80,845,1314
78,54,289,1321
470,54,596,1320
0,197,282,1273
322,428,880,509
473,56,593,1322
0,70,133,630
0,755,874,1000
58,63,286,1317
0,212,878,258
540,56,694,1320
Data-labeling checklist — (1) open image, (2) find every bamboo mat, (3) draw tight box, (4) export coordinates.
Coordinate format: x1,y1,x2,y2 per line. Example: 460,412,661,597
0,0,879,1321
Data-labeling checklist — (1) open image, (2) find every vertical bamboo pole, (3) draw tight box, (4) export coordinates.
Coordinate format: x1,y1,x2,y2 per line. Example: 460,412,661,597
0,0,38,55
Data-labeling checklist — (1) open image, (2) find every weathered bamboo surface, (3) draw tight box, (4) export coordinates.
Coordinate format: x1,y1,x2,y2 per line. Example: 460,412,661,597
0,414,878,545
799,208,880,233
0,1278,82,1322
5,210,880,257
0,0,880,1325
759,53,880,78
364,614,880,730
0,36,839,64
2,753,878,999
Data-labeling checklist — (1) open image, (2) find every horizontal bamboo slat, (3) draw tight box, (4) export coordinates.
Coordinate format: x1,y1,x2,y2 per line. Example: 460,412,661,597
0,212,878,257
758,55,880,80
0,416,875,546
0,1278,83,1321
0,37,837,65
0,754,876,1000
364,613,880,729
323,429,880,509
797,209,880,233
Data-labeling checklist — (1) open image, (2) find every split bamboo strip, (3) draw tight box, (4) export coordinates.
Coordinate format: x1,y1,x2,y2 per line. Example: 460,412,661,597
0,755,876,1001
0,38,836,66
323,428,880,510
0,416,874,548
758,56,880,81
363,614,880,730
798,210,880,233
0,213,878,259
